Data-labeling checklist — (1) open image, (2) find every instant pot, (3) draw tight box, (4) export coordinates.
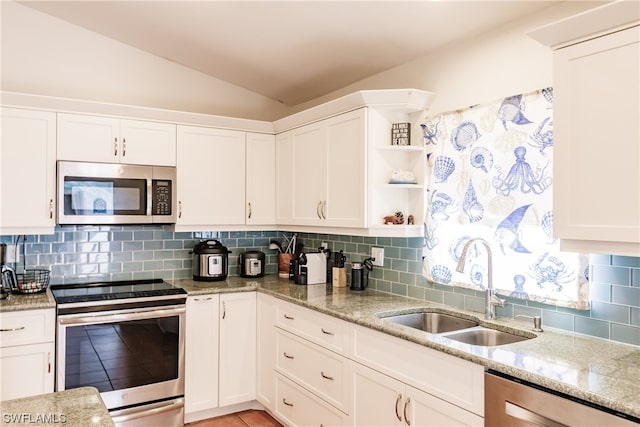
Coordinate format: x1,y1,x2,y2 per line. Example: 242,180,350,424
239,251,265,278
191,240,231,281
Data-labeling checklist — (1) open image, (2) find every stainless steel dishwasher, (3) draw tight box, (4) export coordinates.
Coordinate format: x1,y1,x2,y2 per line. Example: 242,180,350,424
485,371,639,426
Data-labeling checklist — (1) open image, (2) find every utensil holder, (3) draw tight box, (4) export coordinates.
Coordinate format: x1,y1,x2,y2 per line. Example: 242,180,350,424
278,253,292,278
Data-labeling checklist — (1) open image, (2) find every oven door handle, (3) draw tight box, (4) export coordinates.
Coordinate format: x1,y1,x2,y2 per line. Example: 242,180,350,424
58,306,185,325
111,398,184,423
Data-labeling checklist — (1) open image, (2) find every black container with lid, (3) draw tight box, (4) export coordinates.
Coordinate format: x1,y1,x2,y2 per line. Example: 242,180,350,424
191,240,232,281
239,250,266,278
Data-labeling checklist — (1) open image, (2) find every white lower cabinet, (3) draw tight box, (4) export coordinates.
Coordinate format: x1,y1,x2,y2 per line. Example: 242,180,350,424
351,362,483,427
185,292,256,423
185,294,220,416
276,373,348,427
219,292,256,407
0,309,55,401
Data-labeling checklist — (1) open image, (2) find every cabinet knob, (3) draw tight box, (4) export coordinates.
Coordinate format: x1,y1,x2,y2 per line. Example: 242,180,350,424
122,138,126,157
114,137,118,156
248,202,252,219
282,398,294,407
178,201,182,219
283,352,294,359
321,328,334,336
49,198,54,219
283,314,294,320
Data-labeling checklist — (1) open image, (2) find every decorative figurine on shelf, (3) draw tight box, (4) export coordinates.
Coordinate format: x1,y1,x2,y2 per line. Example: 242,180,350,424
408,214,415,225
383,211,405,225
389,169,416,184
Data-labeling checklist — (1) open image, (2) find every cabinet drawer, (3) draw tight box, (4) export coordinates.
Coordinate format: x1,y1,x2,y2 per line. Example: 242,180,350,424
276,299,349,354
351,324,484,416
276,329,349,413
0,309,55,347
275,373,348,427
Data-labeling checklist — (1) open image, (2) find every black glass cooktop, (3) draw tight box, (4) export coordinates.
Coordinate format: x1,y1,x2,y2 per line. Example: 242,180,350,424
51,279,186,305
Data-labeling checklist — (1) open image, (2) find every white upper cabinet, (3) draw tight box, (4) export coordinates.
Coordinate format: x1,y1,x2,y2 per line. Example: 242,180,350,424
283,108,367,228
175,125,246,230
57,112,176,166
0,107,56,235
246,133,276,226
530,1,640,256
275,131,294,224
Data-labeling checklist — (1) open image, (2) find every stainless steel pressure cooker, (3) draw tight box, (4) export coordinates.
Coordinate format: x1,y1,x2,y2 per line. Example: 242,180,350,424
191,240,231,281
239,251,265,278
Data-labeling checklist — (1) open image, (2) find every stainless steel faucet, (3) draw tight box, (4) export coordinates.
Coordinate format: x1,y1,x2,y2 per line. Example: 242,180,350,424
455,238,505,320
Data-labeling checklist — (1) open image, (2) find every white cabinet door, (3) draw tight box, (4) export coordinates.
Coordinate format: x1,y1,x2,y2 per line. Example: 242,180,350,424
256,293,277,412
0,342,54,401
552,26,640,256
351,362,404,427
57,113,176,166
246,133,276,225
185,294,220,416
57,113,120,163
323,108,366,228
406,385,483,427
291,122,325,225
286,108,366,227
0,108,56,235
275,131,294,224
119,119,176,166
219,292,256,407
176,125,246,229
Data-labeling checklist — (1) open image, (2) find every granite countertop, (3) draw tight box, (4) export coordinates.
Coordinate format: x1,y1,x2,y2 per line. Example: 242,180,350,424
0,289,55,312
0,387,114,427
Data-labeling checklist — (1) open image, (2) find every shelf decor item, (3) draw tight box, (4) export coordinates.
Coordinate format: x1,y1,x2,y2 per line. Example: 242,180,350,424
391,122,411,145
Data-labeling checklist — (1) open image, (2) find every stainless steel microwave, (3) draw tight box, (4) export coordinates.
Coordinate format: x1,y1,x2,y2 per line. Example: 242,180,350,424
57,161,177,225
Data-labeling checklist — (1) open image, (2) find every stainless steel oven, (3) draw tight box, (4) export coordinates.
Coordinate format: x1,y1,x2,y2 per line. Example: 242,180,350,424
52,280,187,426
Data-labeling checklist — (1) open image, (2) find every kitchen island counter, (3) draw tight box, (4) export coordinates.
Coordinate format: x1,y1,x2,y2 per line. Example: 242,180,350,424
0,387,113,427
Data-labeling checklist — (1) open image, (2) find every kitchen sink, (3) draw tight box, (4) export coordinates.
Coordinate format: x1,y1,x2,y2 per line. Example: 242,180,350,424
445,327,532,346
380,312,479,334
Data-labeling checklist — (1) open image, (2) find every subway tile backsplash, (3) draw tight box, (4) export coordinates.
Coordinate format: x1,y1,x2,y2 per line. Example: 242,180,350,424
1,228,639,347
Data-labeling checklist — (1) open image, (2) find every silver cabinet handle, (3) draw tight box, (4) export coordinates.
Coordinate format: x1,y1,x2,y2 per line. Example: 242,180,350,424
282,398,293,407
505,402,569,427
0,326,25,332
395,393,403,422
247,202,252,219
404,397,411,426
222,301,226,319
283,314,294,320
49,198,54,219
122,138,126,157
316,201,322,219
320,371,334,381
193,297,213,302
178,201,182,219
283,352,294,359
321,200,327,219
47,352,52,374
114,137,118,156
321,328,334,335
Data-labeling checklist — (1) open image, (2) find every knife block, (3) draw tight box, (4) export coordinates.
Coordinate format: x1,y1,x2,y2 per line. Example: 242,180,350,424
332,267,346,287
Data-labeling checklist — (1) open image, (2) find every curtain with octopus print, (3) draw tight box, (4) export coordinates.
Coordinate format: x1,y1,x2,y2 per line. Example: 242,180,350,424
420,88,589,309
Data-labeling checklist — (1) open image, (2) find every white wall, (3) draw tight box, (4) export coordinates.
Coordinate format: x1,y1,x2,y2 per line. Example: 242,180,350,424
0,1,291,121
294,2,604,117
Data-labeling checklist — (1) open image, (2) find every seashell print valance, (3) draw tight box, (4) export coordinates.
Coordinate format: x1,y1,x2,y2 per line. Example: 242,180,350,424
421,88,589,310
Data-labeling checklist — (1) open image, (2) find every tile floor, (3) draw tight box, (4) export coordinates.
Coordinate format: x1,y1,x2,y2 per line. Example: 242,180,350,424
186,410,283,427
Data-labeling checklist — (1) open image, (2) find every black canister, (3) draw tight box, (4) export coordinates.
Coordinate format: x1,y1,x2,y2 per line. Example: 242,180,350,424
350,262,364,291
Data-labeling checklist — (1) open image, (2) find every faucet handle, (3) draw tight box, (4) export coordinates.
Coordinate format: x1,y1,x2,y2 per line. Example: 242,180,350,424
516,315,543,332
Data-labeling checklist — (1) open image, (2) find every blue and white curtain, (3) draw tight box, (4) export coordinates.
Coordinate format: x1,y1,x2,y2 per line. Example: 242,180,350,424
421,88,589,309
